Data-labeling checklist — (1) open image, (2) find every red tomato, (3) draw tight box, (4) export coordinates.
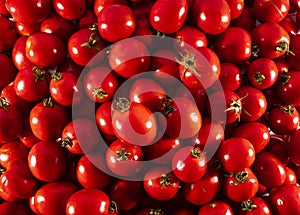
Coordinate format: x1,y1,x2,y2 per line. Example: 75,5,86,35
287,129,300,166
66,189,111,215
192,0,231,35
0,140,29,168
225,0,244,19
217,63,242,91
94,0,128,16
53,0,86,20
287,35,300,70
231,7,256,32
214,27,252,64
26,32,67,67
279,16,299,36
11,36,33,71
284,166,297,185
143,167,180,201
28,141,67,182
270,184,300,215
223,168,259,202
18,120,40,148
0,202,31,215
182,167,222,205
15,22,40,36
237,197,272,215
252,151,286,188
198,201,234,215
0,53,16,88
265,135,289,165
76,10,98,29
0,16,18,52
150,0,188,34
34,182,78,215
98,4,136,42
95,102,114,136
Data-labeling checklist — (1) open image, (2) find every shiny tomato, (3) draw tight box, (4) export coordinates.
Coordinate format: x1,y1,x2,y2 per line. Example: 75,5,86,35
11,36,33,71
0,16,18,52
231,7,256,32
95,102,114,136
0,140,29,168
0,202,31,215
217,63,242,91
198,201,234,215
225,0,244,19
53,0,86,20
265,135,289,165
93,0,128,16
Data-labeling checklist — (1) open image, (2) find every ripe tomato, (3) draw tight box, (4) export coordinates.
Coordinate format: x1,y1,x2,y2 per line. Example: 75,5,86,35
252,23,290,59
198,201,234,215
18,120,40,148
84,66,119,103
106,139,144,177
108,38,150,79
223,168,259,202
95,102,114,136
33,181,78,215
231,7,256,32
76,10,98,29
270,184,300,214
214,27,252,64
15,22,40,36
66,188,111,215
0,98,23,144
252,151,286,188
284,166,297,185
182,167,222,205
287,35,300,70
217,137,255,173
237,197,272,215
11,36,33,71
287,129,300,166
0,202,31,215
150,0,188,34
265,135,289,165
29,97,68,141
28,141,67,182
93,0,128,16
143,166,180,201
253,0,290,23
0,16,18,52
0,140,29,168
53,0,86,20
0,54,16,88
247,58,279,89
98,4,136,42
226,0,244,19
77,153,113,189
217,63,242,91
192,0,231,35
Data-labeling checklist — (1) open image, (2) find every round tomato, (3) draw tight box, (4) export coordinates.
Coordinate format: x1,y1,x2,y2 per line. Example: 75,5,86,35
11,36,33,71
0,140,29,168
217,63,242,91
53,0,86,20
198,201,234,215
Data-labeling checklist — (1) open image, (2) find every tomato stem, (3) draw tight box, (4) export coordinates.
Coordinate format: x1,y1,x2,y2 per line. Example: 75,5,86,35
232,172,249,185
51,72,62,81
241,199,257,212
60,137,72,148
275,41,294,56
280,104,296,115
254,72,266,84
160,174,180,188
43,97,54,108
32,67,46,82
149,208,164,215
92,87,108,100
109,201,118,214
81,31,101,51
159,98,176,116
0,166,6,174
177,52,200,79
280,72,291,85
116,148,131,161
0,97,10,112
112,98,130,113
191,147,203,159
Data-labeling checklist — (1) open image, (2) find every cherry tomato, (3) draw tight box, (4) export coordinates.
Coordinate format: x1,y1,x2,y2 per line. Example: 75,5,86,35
287,129,300,166
150,0,188,34
53,0,86,20
95,102,114,136
56,57,83,76
76,10,97,29
18,119,40,148
0,140,29,168
15,21,40,36
0,16,18,52
265,135,289,165
217,63,242,91
143,166,180,201
0,54,16,88
11,36,33,71
237,197,272,215
231,7,256,32
192,0,231,35
98,4,136,42
34,181,78,215
279,16,299,36
198,201,234,215
226,0,244,19
284,166,297,185
93,0,128,16
26,32,67,67
252,151,286,188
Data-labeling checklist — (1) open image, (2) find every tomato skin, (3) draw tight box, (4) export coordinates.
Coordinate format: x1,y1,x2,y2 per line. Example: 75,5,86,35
265,135,289,165
98,4,136,42
53,0,86,20
0,202,31,215
182,167,222,205
287,35,300,70
150,0,187,34
225,0,244,19
15,22,40,36
0,140,29,168
0,54,16,88
218,63,242,91
34,182,78,215
284,166,297,185
253,0,290,23
94,0,128,16
28,141,67,182
223,168,259,202
193,0,231,35
198,201,234,215
231,7,256,32
0,16,18,52
26,32,67,67
12,36,33,71
66,188,110,215
252,151,286,188
270,184,300,215
287,129,300,166
95,102,114,136
18,120,40,148
214,27,252,64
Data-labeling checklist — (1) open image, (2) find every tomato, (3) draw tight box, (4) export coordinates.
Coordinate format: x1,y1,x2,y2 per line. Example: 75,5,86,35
231,7,256,32
109,180,144,211
198,201,234,215
94,0,128,16
12,36,33,71
223,168,259,202
0,160,39,200
61,118,100,154
68,27,106,66
287,129,300,166
182,167,222,205
18,120,40,148
276,71,300,106
225,0,244,19
192,0,231,35
40,14,76,42
106,139,144,177
77,153,112,189
0,202,31,215
5,0,52,23
252,151,286,188
150,0,188,34
253,0,290,23
178,47,220,90
247,58,279,89
34,181,78,215
237,197,272,215
160,97,201,139
0,98,23,144
0,54,16,88
232,122,270,153
252,23,290,59
265,135,289,165
132,18,156,47
143,166,180,201
287,34,300,70
76,10,97,29
129,77,166,112
56,57,83,76
284,166,297,185
95,102,114,136
112,98,157,146
0,0,10,16
15,21,40,36
66,188,111,215
108,38,150,79
214,27,252,64
217,63,242,91
53,0,86,20
29,97,68,141
268,105,299,135
26,32,67,67
270,184,300,215
236,85,267,122
98,4,136,42
0,140,29,168
0,16,18,52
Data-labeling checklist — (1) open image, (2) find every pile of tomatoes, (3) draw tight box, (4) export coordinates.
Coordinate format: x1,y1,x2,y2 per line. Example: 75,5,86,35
1,0,300,214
